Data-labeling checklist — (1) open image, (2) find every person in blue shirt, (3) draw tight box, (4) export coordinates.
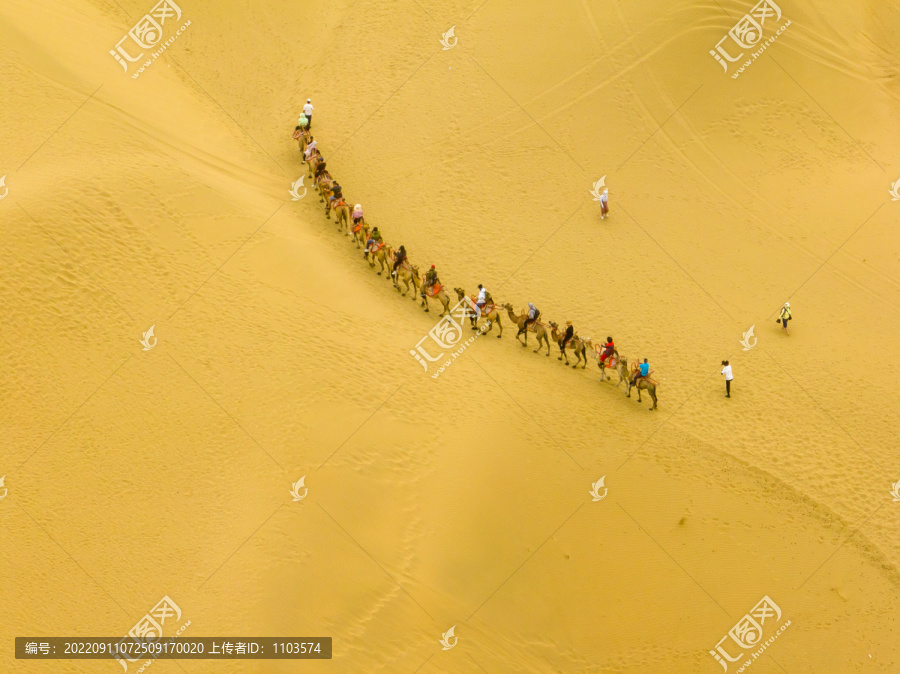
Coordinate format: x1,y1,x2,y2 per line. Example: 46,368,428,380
634,358,650,386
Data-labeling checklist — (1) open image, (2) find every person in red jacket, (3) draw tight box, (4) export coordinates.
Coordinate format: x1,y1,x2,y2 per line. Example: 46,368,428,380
599,337,615,364
597,336,616,380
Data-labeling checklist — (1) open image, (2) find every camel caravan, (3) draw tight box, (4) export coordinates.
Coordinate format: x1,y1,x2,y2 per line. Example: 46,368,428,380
292,120,659,410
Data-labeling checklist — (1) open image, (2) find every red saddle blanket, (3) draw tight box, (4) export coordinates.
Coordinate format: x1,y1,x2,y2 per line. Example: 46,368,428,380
630,366,658,386
423,283,442,297
593,345,617,367
470,299,494,315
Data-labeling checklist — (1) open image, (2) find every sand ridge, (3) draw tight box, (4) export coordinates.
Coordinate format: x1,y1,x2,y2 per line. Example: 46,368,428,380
2,0,900,672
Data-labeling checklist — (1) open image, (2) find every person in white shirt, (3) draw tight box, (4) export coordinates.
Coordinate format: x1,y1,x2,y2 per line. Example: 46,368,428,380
521,303,540,335
474,284,488,324
599,188,609,219
721,360,733,398
303,99,314,129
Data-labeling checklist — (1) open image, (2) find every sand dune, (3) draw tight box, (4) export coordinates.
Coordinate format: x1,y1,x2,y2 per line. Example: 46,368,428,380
2,0,899,672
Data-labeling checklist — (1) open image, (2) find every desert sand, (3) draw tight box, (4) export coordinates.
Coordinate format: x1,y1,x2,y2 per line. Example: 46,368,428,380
2,0,899,671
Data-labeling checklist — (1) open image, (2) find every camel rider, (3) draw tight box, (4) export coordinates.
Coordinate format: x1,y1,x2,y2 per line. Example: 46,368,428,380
293,125,303,141
352,204,364,226
633,358,650,385
476,284,488,314
314,159,327,180
329,181,344,205
364,227,382,256
298,114,308,130
523,303,540,331
304,139,318,163
422,265,439,296
562,321,575,348
599,337,615,366
391,245,407,276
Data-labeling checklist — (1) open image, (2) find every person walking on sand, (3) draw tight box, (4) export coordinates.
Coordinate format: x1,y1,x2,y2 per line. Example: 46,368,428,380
777,302,792,334
303,99,314,129
721,360,733,398
599,188,609,220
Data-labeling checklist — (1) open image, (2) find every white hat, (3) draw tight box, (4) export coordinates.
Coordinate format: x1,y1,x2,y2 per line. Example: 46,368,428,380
307,98,311,103
354,204,362,210
785,302,790,306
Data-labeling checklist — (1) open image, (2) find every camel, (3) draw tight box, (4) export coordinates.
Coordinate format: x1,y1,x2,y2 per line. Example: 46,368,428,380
503,303,551,355
318,176,350,228
548,322,592,368
352,222,369,249
613,357,630,388
313,171,332,205
616,357,658,410
367,243,391,275
392,261,419,297
297,129,313,158
420,280,451,316
318,176,333,205
453,288,503,338
310,159,331,201
330,199,351,232
597,348,619,382
307,151,323,178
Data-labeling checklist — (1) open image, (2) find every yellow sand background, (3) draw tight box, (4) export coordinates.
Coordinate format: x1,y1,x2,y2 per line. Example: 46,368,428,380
2,0,899,671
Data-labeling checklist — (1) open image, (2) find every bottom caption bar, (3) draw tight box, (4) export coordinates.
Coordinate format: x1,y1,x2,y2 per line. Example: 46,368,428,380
16,638,332,659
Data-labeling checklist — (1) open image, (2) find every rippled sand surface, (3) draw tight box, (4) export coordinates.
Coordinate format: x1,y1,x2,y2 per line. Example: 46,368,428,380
2,0,899,671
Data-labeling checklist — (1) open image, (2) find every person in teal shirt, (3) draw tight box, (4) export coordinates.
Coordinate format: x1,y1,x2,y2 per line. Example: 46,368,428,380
634,358,650,386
